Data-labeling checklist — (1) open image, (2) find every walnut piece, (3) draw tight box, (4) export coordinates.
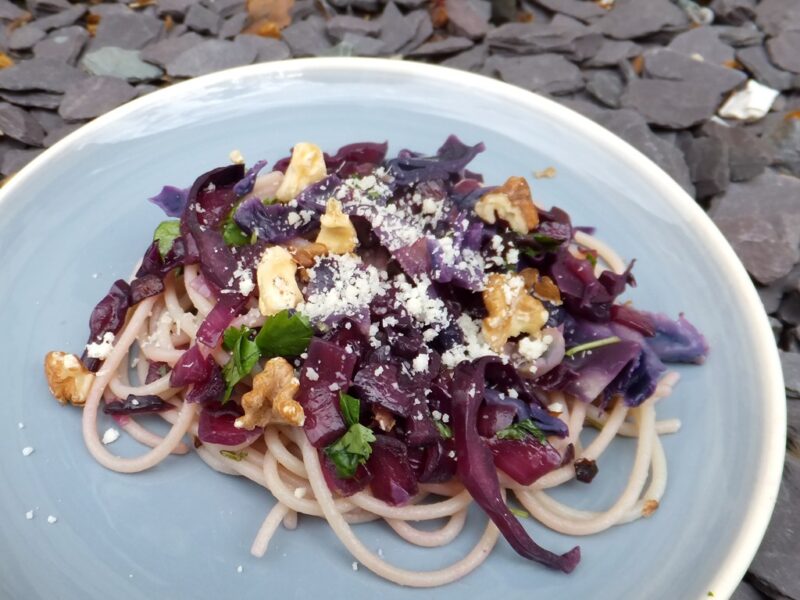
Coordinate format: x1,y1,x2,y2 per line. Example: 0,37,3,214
482,273,549,352
373,407,396,432
315,199,358,254
275,142,327,202
44,351,95,406
642,499,659,517
236,357,304,429
519,267,562,305
287,241,328,268
475,176,539,234
256,246,304,316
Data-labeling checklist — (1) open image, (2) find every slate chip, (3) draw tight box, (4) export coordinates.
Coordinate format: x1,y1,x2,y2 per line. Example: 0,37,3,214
594,0,688,40
185,3,222,36
33,26,89,65
782,351,800,398
166,39,257,77
27,108,65,134
779,291,800,326
379,3,418,53
700,120,770,181
736,45,796,91
621,78,724,129
219,13,247,39
203,0,246,18
585,69,624,108
713,24,764,47
408,36,474,57
281,17,333,57
43,122,82,147
492,53,584,95
730,580,766,600
82,47,164,82
765,116,800,179
680,136,730,198
533,0,604,23
89,11,163,51
766,31,800,75
58,76,137,121
445,0,489,40
0,58,87,93
8,25,46,52
33,5,86,31
710,0,756,26
329,33,385,57
584,39,642,68
327,15,382,40
440,42,487,72
486,15,595,55
0,102,46,146
710,170,800,284
0,90,62,110
234,34,292,63
157,0,195,19
643,48,746,95
399,10,434,55
28,0,70,13
754,0,800,36
0,0,28,21
667,27,735,65
0,147,41,176
140,33,204,68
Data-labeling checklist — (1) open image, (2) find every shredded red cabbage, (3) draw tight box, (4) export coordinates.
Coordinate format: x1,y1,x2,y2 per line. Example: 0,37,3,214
81,279,131,372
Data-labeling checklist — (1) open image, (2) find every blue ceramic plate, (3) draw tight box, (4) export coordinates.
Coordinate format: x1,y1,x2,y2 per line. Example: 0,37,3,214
0,59,785,600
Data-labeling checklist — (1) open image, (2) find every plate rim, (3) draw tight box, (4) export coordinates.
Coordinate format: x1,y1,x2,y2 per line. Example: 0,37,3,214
0,57,786,600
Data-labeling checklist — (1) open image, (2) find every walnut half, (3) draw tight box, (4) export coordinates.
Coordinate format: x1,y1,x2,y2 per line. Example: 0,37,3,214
256,245,304,316
482,273,549,352
475,176,539,234
235,357,304,430
315,199,358,254
44,351,95,406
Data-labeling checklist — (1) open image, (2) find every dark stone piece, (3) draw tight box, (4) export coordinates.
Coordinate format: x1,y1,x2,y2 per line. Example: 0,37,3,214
748,456,800,598
767,31,800,75
43,122,82,147
157,0,195,19
326,15,382,40
58,76,137,121
584,39,642,67
399,10,434,55
668,27,735,65
82,47,164,82
621,78,723,129
203,0,246,18
709,171,800,284
445,0,489,40
594,0,688,40
710,0,755,26
8,25,45,51
218,13,247,39
0,58,87,93
0,0,27,21
700,121,770,182
0,90,61,110
281,17,332,57
135,84,158,97
234,34,292,63
440,42,488,72
291,0,317,20
140,33,204,68
27,108,64,134
779,291,800,326
0,147,42,176
680,136,730,198
714,24,764,47
33,26,89,65
184,3,221,36
731,580,766,600
585,69,624,108
33,5,86,31
492,53,584,95
788,397,800,451
768,316,783,343
781,351,800,398
487,15,596,55
593,108,694,194
408,36,474,57
165,39,257,77
89,12,163,51
643,48,747,94
754,0,800,36
533,0,604,23
395,0,427,7
379,3,417,54
329,33,385,57
737,45,796,92
167,24,189,38
27,0,70,13
765,117,800,178
0,102,45,146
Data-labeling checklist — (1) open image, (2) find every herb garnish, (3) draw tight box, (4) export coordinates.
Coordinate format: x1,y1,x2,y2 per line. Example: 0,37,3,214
324,393,376,479
496,418,547,443
434,420,453,440
153,220,181,258
564,336,621,358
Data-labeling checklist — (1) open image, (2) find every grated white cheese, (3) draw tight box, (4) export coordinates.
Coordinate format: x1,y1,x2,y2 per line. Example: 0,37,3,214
305,367,319,382
21,446,34,456
352,561,359,572
47,515,57,524
412,353,429,373
236,565,243,574
441,314,497,369
85,331,115,360
25,510,34,520
102,428,120,445
18,422,24,429
518,335,552,362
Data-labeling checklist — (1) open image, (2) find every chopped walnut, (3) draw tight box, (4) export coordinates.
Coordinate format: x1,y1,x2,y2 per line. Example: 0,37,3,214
642,499,659,517
44,351,95,406
275,142,327,202
373,407,396,432
236,357,304,430
256,246,304,316
287,241,328,268
482,273,549,352
315,199,358,254
475,176,539,234
519,267,562,305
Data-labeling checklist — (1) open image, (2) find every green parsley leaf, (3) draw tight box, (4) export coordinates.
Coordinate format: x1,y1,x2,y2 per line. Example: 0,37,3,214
220,449,248,461
564,336,621,358
496,418,547,443
339,393,361,428
222,219,250,247
324,423,376,479
509,507,530,519
255,309,313,358
585,251,598,268
520,247,543,259
531,232,563,249
221,326,261,402
434,420,453,440
153,220,181,259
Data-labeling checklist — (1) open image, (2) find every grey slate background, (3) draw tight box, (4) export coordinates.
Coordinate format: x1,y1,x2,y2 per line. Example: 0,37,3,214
0,0,798,598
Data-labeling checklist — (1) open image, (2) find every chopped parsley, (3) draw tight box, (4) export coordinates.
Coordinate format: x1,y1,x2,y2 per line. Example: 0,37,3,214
496,418,547,443
325,394,376,479
509,507,530,519
153,220,181,258
564,336,622,358
434,420,453,440
338,392,361,427
255,309,313,358
221,326,260,402
222,219,250,247
220,449,248,461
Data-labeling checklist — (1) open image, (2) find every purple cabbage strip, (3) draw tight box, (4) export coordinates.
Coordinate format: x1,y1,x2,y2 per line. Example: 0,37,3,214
170,345,211,387
196,293,248,348
325,142,388,177
407,439,457,484
366,435,419,506
198,402,262,446
81,279,131,372
643,312,709,364
320,451,372,496
148,185,188,218
104,394,170,415
145,361,169,384
234,198,315,244
387,135,486,186
233,159,267,197
186,361,224,404
488,437,563,486
451,357,580,573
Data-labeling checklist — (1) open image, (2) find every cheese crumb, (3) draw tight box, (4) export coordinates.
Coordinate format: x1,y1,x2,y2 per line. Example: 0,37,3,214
352,561,359,572
21,446,34,456
47,515,57,524
236,565,243,574
412,353,429,373
229,149,245,164
518,335,552,362
305,367,319,381
25,510,34,520
85,331,115,360
18,422,24,429
293,487,307,499
102,428,120,445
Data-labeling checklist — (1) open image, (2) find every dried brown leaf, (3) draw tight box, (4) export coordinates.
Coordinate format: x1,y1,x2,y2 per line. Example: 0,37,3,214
247,0,294,29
